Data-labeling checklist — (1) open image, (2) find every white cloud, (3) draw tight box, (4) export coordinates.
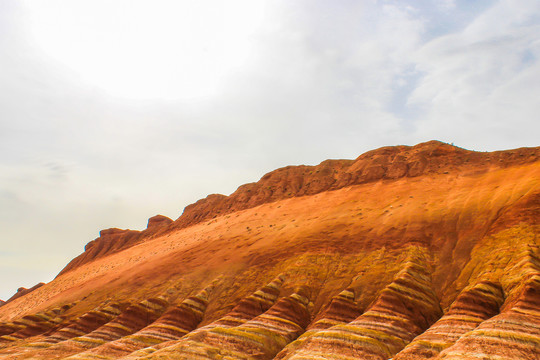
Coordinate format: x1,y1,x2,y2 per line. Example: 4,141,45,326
409,0,540,149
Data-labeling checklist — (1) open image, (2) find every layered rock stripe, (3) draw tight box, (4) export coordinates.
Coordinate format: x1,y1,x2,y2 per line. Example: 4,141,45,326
20,297,168,359
65,283,216,359
436,275,540,359
34,302,127,346
120,275,285,359
142,286,311,360
393,280,504,359
275,287,362,360
278,252,443,360
196,274,285,330
0,303,75,345
0,302,127,359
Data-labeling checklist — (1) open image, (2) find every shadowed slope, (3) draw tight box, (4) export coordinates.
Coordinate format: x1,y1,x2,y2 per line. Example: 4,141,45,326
394,281,504,359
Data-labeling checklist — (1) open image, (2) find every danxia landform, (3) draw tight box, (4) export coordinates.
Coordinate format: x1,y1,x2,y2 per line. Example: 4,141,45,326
0,140,538,359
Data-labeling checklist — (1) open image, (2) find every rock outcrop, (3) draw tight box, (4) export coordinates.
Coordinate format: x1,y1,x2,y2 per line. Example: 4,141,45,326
172,141,539,230
3,283,45,305
58,215,173,276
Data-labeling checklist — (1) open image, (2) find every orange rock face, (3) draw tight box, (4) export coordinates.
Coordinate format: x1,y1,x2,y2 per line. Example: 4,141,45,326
0,141,538,359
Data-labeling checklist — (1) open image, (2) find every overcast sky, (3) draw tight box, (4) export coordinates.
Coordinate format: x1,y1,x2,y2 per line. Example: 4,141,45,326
1,0,539,301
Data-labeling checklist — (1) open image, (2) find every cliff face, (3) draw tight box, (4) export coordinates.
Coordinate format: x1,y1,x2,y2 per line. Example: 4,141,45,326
0,141,538,360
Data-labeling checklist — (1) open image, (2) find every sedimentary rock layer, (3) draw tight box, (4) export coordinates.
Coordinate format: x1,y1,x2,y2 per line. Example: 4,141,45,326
278,253,442,360
275,287,362,360
0,303,75,344
67,284,215,360
57,141,540,275
0,142,538,360
436,275,540,359
3,283,45,305
394,280,504,359
121,275,285,359
33,302,127,346
26,297,168,359
143,286,311,359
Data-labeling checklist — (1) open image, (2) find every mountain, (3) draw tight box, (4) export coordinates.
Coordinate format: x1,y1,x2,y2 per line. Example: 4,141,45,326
0,140,538,360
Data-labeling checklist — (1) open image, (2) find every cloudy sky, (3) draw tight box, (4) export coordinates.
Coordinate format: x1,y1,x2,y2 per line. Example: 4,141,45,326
1,0,539,301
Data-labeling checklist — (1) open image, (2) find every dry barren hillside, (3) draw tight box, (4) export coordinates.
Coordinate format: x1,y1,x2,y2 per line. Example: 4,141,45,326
0,140,538,359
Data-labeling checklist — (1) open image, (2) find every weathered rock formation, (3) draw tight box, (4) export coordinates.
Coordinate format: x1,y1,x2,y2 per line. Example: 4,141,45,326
0,141,538,360
145,287,311,359
58,215,173,276
276,252,442,360
0,302,75,344
2,283,45,306
393,280,504,359
57,141,540,276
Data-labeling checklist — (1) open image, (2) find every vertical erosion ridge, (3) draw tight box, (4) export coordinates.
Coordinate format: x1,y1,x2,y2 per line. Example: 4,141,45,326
394,280,504,359
119,275,285,359
275,287,363,360
0,302,76,345
64,281,217,360
143,286,311,359
28,296,169,359
278,251,442,360
436,265,540,359
31,302,127,346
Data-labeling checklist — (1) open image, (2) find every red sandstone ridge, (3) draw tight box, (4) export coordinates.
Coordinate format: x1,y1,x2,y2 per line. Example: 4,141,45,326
57,215,173,276
57,141,540,276
172,140,539,230
2,283,45,305
1,140,538,360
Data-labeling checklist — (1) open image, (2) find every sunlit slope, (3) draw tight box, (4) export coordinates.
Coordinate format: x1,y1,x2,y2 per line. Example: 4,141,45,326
0,142,537,359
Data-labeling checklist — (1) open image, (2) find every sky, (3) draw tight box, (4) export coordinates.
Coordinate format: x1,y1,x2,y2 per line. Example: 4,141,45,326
0,0,539,301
